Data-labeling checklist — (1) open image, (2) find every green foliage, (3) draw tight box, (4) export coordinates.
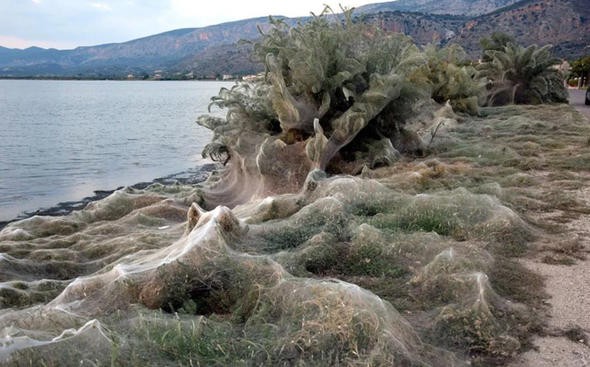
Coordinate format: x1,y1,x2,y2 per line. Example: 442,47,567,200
130,313,255,366
570,55,590,85
479,32,515,62
478,43,568,106
424,43,486,114
571,55,590,76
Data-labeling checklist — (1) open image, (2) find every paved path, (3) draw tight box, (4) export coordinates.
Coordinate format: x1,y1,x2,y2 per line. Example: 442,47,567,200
569,89,590,120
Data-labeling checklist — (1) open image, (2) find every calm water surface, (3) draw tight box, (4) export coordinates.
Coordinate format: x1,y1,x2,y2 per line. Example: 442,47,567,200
0,80,230,221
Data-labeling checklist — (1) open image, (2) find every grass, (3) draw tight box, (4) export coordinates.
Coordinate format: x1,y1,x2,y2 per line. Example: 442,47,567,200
4,104,590,367
127,106,588,364
106,311,256,366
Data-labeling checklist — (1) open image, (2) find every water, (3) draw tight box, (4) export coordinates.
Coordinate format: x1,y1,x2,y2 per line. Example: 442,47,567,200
0,79,230,222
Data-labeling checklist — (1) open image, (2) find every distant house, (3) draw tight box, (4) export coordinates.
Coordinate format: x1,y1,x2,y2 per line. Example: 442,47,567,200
222,74,235,81
242,73,265,82
152,70,163,80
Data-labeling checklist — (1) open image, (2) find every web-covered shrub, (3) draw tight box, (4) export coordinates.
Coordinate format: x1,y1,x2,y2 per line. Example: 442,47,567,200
197,9,430,207
424,44,486,115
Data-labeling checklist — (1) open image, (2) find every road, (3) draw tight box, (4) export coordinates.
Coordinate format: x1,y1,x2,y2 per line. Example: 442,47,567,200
568,89,590,120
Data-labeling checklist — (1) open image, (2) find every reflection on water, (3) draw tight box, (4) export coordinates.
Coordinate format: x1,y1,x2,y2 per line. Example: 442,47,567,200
0,80,230,221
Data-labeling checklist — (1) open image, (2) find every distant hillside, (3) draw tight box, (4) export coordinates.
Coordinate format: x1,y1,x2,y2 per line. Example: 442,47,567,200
0,17,295,78
363,0,590,59
449,0,590,59
355,0,522,16
0,0,588,78
357,12,468,45
173,43,261,79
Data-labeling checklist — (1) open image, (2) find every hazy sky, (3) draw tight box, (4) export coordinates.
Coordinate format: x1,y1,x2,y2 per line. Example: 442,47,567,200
0,0,378,50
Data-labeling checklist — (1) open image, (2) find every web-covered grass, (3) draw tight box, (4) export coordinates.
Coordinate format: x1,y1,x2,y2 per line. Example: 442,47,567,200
2,104,589,366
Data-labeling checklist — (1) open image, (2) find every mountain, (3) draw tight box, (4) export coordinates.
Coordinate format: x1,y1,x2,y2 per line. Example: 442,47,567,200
361,0,590,59
0,0,588,78
357,12,469,46
355,0,523,16
0,17,297,78
449,0,590,59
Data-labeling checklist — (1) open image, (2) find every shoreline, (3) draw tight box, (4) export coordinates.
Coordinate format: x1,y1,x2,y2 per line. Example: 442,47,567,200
0,77,240,82
0,163,217,231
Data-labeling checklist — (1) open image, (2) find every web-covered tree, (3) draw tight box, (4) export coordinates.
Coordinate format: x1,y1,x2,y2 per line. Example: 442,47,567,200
478,42,568,106
479,32,515,62
196,8,431,208
424,43,486,115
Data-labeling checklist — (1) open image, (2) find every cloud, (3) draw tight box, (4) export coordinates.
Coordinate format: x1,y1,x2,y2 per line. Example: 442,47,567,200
162,0,379,29
90,2,112,11
1,0,377,50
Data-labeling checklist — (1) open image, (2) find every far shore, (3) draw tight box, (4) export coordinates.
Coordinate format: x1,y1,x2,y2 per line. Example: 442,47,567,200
0,77,239,81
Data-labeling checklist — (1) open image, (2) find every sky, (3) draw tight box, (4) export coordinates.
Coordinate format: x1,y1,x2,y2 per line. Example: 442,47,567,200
0,0,379,50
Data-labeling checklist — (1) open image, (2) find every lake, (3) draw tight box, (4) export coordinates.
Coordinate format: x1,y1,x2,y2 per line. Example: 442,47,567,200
0,79,230,222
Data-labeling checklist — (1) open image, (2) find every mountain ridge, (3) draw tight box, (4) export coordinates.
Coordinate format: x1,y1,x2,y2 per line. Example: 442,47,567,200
355,0,522,16
0,0,588,78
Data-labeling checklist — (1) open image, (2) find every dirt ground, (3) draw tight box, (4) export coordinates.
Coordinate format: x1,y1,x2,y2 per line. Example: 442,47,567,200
508,92,590,367
510,229,590,366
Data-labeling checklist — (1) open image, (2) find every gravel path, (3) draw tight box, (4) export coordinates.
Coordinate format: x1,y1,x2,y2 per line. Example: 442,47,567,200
509,98,590,366
510,231,590,366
